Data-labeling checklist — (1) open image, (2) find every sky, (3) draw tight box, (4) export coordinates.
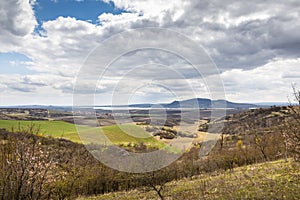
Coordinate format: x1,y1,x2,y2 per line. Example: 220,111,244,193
0,0,300,106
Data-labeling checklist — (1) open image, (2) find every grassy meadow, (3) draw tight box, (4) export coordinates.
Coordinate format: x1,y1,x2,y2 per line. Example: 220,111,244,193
0,120,163,147
0,119,83,142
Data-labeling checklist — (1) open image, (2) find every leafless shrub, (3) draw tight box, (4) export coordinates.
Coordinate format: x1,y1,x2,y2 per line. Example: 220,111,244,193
281,84,300,161
0,126,56,200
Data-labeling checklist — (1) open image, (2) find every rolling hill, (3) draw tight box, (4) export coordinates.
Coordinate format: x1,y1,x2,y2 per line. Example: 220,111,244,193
127,98,258,109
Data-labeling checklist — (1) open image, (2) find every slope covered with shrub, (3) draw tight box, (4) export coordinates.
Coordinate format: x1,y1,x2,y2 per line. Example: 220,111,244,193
80,159,300,200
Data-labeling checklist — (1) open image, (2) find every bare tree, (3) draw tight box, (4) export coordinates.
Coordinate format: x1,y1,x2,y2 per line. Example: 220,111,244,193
144,171,168,200
281,84,300,161
253,132,269,161
0,126,56,200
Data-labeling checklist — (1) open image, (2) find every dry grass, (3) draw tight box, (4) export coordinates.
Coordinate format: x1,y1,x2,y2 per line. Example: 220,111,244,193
78,159,300,200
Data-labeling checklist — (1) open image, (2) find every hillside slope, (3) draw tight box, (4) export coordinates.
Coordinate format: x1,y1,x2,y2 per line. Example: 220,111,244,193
79,159,300,200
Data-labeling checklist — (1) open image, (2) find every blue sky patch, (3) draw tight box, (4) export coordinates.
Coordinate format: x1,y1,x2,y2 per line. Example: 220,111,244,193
33,0,124,28
0,52,35,75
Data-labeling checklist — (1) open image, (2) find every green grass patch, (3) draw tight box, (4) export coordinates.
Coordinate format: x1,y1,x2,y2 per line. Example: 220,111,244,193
0,120,84,143
0,120,164,148
80,124,164,148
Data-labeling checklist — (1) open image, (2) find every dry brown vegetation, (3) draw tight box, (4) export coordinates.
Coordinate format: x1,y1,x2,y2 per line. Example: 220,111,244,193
1,95,300,199
79,159,300,200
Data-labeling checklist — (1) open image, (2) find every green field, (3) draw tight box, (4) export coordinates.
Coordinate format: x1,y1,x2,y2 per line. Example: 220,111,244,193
0,120,162,147
94,124,162,146
0,120,84,142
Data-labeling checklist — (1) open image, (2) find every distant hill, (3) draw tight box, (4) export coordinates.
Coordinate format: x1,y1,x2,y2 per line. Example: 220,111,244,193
129,98,258,109
255,102,290,106
0,105,72,111
162,98,257,109
1,98,259,110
